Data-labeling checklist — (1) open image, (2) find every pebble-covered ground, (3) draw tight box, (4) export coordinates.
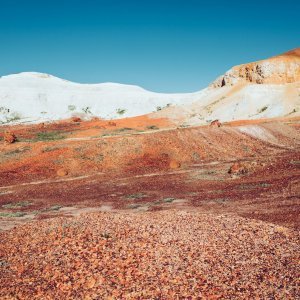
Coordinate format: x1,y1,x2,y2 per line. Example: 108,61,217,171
1,210,299,299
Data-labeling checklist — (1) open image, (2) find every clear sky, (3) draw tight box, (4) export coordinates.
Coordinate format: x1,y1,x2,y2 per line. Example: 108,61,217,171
0,0,299,92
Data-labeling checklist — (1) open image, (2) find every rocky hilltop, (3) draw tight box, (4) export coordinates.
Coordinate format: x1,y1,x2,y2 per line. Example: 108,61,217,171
212,47,300,87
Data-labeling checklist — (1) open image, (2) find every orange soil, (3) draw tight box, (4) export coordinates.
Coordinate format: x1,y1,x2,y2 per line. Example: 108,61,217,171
0,114,173,140
0,116,299,186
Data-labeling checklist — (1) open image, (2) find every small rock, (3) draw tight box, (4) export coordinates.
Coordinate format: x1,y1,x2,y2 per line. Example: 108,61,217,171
169,160,181,169
57,169,68,177
210,120,222,127
107,121,117,127
71,117,82,123
228,162,249,175
4,132,17,144
85,277,96,289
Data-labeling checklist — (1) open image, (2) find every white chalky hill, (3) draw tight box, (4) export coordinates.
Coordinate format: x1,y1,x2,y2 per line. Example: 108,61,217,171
0,48,299,125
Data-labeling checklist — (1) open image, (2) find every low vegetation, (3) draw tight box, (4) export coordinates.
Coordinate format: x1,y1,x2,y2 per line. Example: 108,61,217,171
0,212,26,218
46,205,62,211
4,113,22,123
125,193,147,200
82,106,92,114
127,203,143,209
102,127,134,137
162,197,175,203
116,108,126,115
2,201,32,209
3,147,31,156
156,103,171,112
0,107,22,123
34,131,66,141
41,146,61,153
146,125,159,130
258,106,268,113
68,105,76,111
117,127,133,132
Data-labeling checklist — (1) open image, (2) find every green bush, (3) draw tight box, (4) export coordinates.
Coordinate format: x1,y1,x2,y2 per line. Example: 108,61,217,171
2,201,32,209
0,212,26,218
35,131,66,141
68,105,76,111
147,125,159,130
116,108,126,115
258,106,268,113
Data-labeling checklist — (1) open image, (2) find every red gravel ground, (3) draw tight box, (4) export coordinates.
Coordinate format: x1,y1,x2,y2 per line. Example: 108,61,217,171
1,211,299,299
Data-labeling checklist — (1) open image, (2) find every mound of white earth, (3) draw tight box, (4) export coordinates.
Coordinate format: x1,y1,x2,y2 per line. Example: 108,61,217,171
0,72,201,124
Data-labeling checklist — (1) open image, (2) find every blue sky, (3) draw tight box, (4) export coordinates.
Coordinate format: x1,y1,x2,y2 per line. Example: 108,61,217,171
0,0,299,92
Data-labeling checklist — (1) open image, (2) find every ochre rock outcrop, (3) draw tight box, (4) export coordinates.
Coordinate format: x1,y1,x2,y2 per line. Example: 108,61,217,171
212,48,300,87
228,162,249,175
169,160,181,169
210,120,222,127
4,132,17,144
57,169,68,177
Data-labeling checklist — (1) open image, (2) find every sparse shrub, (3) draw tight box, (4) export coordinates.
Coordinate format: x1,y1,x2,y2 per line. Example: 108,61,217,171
101,232,111,239
44,205,62,211
0,212,26,218
147,125,159,130
0,107,9,113
213,198,229,204
97,154,104,162
127,203,142,209
5,112,22,123
178,124,190,128
192,152,201,160
82,106,92,114
0,109,22,123
35,131,66,141
162,197,175,203
117,127,133,132
156,103,171,112
68,105,76,111
41,146,60,153
258,106,268,113
242,145,250,152
0,260,9,267
125,193,146,200
116,108,126,115
2,201,32,209
4,147,30,156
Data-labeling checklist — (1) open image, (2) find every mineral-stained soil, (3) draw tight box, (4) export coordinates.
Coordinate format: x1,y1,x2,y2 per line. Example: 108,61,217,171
1,211,299,299
0,116,299,298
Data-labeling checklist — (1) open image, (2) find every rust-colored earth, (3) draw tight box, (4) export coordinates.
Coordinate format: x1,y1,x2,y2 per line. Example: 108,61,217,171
0,115,299,299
